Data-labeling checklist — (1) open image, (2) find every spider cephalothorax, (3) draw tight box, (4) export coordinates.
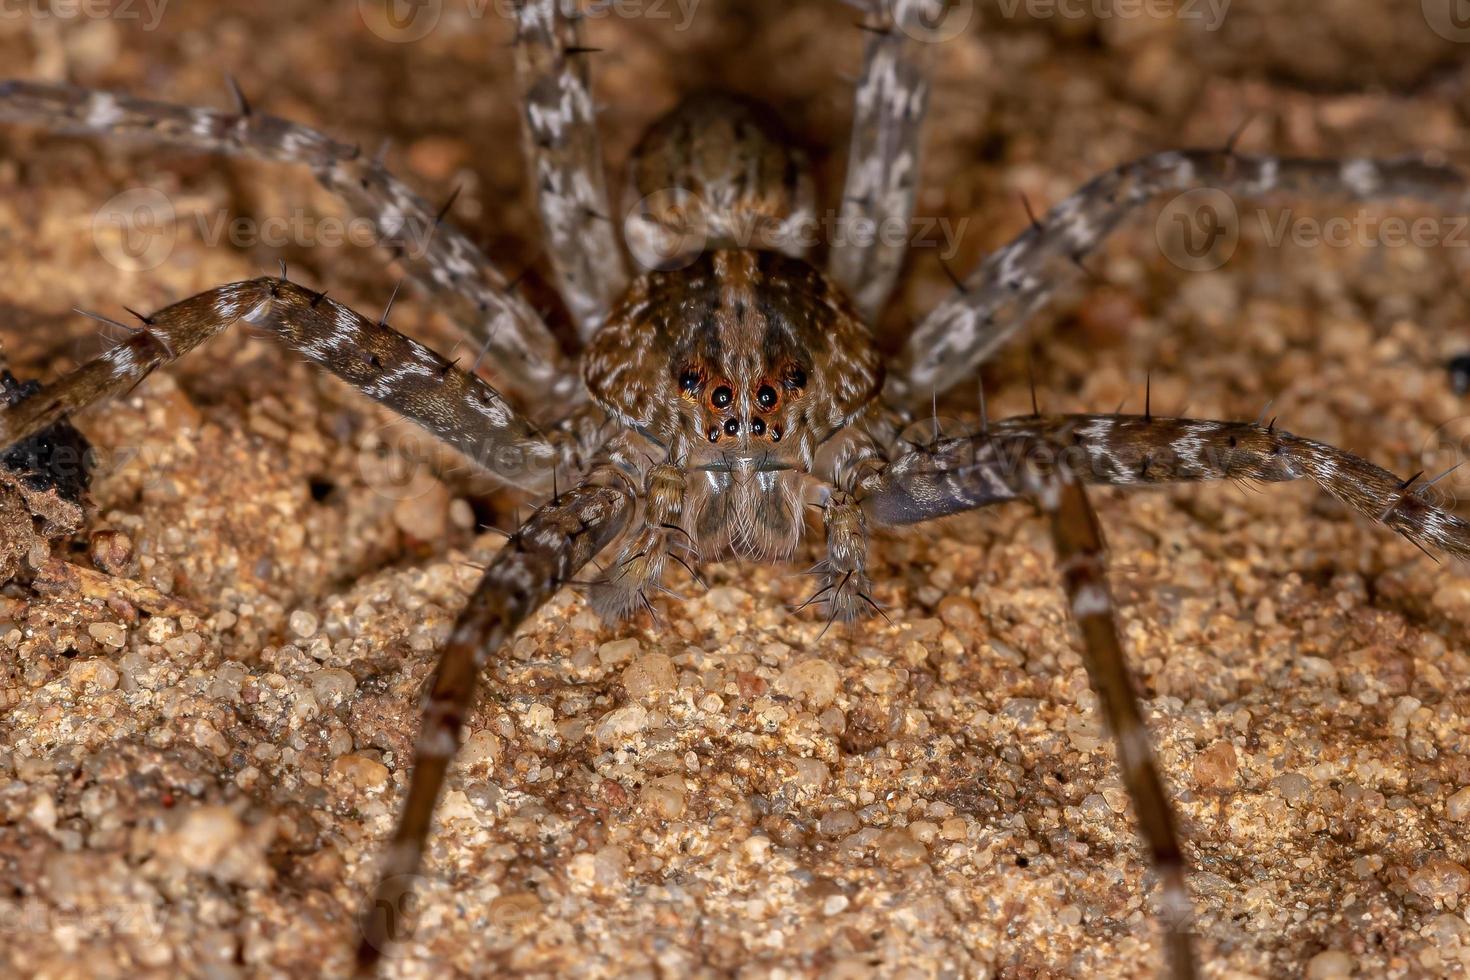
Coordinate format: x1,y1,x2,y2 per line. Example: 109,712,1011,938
585,247,882,560
3,3,1470,978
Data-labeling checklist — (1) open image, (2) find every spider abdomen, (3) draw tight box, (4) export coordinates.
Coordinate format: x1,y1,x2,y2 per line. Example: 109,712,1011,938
624,92,815,267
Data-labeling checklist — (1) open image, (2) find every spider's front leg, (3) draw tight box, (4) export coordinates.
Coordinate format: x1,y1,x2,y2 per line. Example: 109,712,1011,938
894,150,1470,401
355,470,634,974
0,81,574,402
590,461,692,621
0,278,567,492
858,413,1470,979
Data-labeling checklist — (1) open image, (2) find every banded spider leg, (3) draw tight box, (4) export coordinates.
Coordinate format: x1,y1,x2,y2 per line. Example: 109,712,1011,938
859,412,1470,978
355,472,634,974
893,151,1470,400
0,80,575,403
0,278,571,492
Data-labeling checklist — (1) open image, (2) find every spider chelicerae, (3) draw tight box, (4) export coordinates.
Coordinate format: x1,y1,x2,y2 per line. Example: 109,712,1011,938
3,1,1470,977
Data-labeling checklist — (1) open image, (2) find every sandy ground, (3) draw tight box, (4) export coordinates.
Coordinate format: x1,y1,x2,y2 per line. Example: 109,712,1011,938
2,1,1470,977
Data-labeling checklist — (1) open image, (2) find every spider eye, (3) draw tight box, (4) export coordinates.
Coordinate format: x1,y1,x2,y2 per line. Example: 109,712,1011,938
784,367,806,390
680,369,702,393
756,384,778,409
711,385,733,409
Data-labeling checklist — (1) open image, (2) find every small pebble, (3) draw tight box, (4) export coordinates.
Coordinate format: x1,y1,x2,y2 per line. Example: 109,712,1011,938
775,659,840,707
639,774,686,819
595,705,649,745
936,595,979,631
598,638,640,666
876,829,927,867
1447,786,1470,821
622,653,677,699
819,810,859,837
331,754,390,792
87,621,126,650
1305,949,1354,979
89,529,134,576
289,610,319,639
1408,855,1470,902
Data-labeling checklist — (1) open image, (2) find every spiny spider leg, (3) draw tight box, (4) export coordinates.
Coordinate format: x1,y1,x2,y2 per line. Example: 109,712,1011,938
829,0,940,321
895,151,1470,400
0,278,566,492
0,80,575,403
864,413,1470,560
1027,460,1195,980
860,414,1470,978
512,0,628,338
355,473,634,975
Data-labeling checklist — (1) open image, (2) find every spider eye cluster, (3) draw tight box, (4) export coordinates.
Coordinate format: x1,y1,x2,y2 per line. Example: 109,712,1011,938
677,362,807,446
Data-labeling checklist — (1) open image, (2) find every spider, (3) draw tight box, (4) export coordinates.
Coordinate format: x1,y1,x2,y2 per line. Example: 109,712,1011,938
2,1,1469,976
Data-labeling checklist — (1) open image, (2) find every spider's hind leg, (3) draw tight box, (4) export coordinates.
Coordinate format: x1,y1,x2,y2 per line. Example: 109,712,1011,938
897,150,1470,401
511,0,627,340
1025,458,1196,980
829,0,943,322
856,411,1470,978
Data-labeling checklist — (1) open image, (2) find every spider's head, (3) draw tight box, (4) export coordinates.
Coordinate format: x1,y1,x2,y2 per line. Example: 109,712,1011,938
584,250,883,468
